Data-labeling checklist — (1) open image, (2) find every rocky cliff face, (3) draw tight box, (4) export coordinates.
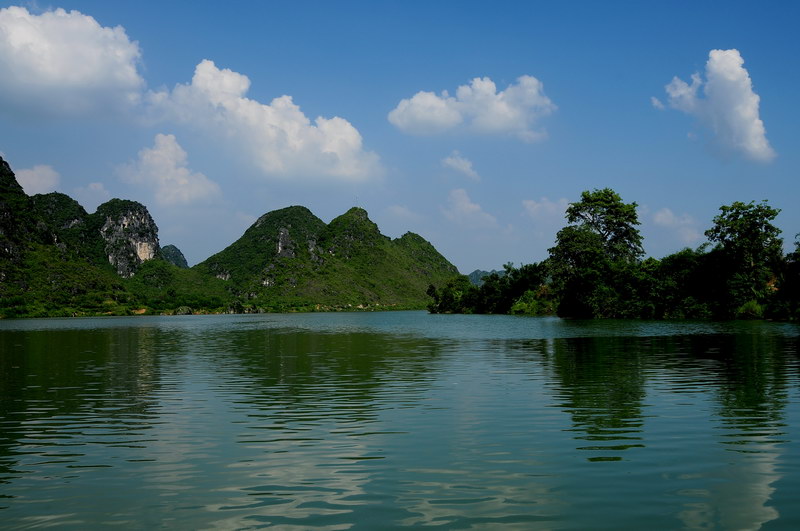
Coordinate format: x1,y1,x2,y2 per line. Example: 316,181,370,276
94,199,160,278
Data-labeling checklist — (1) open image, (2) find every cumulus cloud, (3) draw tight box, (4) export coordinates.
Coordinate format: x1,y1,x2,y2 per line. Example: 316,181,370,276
442,188,497,228
442,150,480,180
389,75,556,142
16,164,60,195
662,49,775,162
652,207,702,245
0,6,144,117
149,60,381,182
118,134,221,206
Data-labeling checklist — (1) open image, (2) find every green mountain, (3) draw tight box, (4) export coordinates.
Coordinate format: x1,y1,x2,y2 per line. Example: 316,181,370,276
197,205,459,311
161,245,189,268
0,156,457,317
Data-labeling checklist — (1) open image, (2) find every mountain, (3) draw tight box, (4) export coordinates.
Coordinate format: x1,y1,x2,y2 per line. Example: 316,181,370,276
468,269,505,286
1,156,175,317
162,245,189,268
197,205,459,310
0,155,458,317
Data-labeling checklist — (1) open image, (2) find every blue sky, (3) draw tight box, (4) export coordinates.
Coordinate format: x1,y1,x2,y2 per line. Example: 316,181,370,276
1,1,798,272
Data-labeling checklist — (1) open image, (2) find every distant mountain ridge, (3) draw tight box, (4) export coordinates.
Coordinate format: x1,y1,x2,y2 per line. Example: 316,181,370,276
0,155,458,317
197,205,458,309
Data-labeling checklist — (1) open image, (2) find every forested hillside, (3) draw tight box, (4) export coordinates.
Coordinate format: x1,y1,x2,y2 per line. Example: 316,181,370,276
0,156,457,317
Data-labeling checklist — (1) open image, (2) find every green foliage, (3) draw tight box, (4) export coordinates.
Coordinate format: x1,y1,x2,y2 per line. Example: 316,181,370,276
125,259,231,311
705,200,783,315
549,189,644,317
769,234,800,320
426,275,475,313
4,153,800,322
467,268,505,286
646,247,714,319
428,262,552,315
196,206,458,310
427,191,799,322
2,158,456,318
161,244,189,268
565,188,643,261
736,300,764,319
0,243,131,318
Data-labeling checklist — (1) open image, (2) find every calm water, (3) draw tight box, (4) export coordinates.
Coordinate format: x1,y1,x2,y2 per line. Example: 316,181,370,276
1,312,799,530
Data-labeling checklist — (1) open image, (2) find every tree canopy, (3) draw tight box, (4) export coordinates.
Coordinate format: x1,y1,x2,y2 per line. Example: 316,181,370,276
548,188,644,317
565,188,643,261
428,190,799,321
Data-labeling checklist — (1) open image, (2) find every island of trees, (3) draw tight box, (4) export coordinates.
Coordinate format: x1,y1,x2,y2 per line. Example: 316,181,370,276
428,188,800,321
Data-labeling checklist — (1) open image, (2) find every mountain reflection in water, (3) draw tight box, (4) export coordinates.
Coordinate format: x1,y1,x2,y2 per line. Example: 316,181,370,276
1,313,798,529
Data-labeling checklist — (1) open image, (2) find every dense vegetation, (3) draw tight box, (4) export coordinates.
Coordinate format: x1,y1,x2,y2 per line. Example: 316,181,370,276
4,150,798,321
428,188,800,321
197,206,459,312
1,156,457,318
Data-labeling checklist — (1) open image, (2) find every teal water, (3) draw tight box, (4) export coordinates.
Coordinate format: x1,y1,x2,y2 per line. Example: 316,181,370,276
1,312,799,529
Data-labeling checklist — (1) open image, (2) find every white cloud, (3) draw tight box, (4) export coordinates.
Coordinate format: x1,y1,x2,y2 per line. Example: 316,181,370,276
652,207,702,245
119,134,221,206
387,90,462,135
389,75,556,142
522,196,568,221
72,182,111,212
650,96,665,110
442,188,497,228
16,164,59,195
0,6,144,117
442,150,480,180
662,49,775,162
149,59,381,182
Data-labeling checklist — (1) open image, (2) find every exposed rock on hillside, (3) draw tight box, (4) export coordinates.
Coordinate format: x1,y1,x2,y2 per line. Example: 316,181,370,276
94,199,160,278
1,155,459,316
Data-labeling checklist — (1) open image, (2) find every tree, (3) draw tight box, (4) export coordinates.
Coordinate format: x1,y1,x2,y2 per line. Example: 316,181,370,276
705,200,782,271
770,233,800,320
565,188,644,261
549,188,644,317
704,200,783,316
426,275,475,313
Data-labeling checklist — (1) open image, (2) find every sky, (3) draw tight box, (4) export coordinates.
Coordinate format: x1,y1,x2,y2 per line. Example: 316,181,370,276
0,0,798,272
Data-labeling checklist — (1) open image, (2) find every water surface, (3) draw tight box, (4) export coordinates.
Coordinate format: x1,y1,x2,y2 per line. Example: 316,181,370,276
1,312,799,529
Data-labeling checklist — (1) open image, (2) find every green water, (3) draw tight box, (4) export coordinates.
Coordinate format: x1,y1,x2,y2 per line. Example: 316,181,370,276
1,312,799,529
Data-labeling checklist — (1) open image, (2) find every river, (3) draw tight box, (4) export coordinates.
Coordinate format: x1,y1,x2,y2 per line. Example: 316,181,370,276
1,312,799,529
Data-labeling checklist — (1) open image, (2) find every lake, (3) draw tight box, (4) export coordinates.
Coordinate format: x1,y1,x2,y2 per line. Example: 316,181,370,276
1,312,799,529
